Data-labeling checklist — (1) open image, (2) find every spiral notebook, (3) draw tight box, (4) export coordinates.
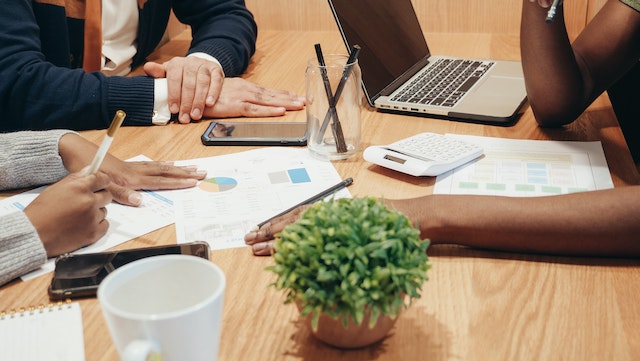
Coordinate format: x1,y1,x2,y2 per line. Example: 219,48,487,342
0,301,85,361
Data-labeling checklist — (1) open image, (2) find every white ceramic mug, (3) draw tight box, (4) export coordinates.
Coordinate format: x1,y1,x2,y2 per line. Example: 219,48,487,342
97,254,225,361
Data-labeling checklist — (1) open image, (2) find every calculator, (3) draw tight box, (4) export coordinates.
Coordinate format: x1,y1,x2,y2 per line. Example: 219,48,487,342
363,132,484,176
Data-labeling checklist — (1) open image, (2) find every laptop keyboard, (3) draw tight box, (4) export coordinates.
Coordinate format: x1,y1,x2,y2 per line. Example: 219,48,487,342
391,58,494,108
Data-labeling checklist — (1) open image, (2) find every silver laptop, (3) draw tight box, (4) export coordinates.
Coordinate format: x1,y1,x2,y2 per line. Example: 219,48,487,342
327,0,528,125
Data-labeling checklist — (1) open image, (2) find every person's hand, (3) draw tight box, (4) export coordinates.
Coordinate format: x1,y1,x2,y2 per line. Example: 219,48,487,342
144,56,224,123
24,170,113,257
58,133,207,206
244,205,308,256
101,160,207,206
203,77,305,119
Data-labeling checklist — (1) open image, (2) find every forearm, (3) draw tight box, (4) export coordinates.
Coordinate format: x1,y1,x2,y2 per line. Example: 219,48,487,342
388,187,640,258
520,1,587,125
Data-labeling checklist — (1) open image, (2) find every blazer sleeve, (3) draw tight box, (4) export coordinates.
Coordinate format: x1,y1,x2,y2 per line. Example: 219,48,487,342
172,0,257,77
0,0,156,131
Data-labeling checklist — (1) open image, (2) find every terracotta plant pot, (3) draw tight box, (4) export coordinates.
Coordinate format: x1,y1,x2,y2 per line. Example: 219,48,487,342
299,306,400,349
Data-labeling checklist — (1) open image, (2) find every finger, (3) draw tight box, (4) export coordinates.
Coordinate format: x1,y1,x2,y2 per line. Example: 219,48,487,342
89,172,113,193
212,102,287,118
252,241,275,256
143,62,166,78
107,183,143,206
94,219,110,240
178,62,201,123
165,60,183,115
188,65,213,121
137,176,199,190
244,222,274,245
206,67,224,106
250,87,306,109
99,207,108,223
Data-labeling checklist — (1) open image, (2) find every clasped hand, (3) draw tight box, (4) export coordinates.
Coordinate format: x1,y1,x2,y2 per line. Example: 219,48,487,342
144,56,305,123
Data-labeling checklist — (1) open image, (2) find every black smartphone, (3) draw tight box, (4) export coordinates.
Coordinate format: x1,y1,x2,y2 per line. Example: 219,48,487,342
48,241,210,300
201,121,308,146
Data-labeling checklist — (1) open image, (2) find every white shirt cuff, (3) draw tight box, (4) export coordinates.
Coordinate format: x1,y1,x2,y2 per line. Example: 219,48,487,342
152,78,171,125
188,52,225,78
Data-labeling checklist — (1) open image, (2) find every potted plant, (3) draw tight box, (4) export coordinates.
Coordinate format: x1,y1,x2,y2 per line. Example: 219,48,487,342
267,196,430,349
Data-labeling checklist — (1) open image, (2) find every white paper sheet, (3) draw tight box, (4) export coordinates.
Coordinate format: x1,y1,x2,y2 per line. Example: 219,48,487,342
434,135,614,196
171,147,351,250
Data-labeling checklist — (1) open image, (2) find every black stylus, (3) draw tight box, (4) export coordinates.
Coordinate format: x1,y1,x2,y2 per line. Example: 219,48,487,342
255,177,353,228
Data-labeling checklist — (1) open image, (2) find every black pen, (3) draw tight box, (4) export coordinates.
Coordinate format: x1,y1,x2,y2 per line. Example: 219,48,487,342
316,45,361,144
255,177,353,228
314,43,345,151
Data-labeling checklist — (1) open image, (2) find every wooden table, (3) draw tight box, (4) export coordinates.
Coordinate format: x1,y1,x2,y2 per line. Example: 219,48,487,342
1,30,639,361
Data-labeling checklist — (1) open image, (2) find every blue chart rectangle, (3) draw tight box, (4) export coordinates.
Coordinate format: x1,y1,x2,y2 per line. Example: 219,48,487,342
288,168,311,184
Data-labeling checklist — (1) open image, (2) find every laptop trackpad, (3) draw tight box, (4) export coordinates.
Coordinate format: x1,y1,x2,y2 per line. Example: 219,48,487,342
454,76,527,117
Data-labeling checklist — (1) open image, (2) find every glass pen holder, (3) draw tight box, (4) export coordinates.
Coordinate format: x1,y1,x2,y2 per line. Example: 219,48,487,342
306,54,362,160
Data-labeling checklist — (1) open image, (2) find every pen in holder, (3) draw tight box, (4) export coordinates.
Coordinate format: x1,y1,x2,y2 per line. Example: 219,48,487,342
306,44,362,160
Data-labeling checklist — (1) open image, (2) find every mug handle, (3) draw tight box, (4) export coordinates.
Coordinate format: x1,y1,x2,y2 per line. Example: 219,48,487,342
123,339,162,361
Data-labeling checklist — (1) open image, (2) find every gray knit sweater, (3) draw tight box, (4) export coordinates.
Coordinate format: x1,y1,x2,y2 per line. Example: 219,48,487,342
0,130,72,285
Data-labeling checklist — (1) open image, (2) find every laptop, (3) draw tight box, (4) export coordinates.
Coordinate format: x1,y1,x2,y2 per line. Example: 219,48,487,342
327,0,528,125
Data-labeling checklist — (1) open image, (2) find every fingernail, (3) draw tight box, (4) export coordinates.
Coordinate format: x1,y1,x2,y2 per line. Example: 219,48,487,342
180,113,190,123
170,103,179,113
245,232,257,244
196,170,208,177
128,192,143,206
191,108,201,118
206,96,215,105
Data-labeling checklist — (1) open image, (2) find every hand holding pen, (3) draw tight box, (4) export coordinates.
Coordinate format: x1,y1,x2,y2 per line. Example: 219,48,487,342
245,177,354,255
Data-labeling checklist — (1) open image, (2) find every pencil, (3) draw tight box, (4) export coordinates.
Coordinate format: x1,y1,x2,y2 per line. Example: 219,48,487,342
255,177,353,228
87,110,126,174
545,0,561,24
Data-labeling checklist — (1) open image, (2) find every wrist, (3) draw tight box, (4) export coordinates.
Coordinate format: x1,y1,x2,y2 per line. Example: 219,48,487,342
59,133,97,172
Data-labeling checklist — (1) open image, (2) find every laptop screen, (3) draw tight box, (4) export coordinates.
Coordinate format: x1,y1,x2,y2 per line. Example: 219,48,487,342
328,0,431,101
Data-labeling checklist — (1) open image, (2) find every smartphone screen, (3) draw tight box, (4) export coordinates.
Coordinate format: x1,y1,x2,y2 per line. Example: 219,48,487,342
201,121,308,146
48,242,210,300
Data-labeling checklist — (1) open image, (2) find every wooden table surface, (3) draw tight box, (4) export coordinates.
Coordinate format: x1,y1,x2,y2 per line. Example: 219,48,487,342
1,29,639,361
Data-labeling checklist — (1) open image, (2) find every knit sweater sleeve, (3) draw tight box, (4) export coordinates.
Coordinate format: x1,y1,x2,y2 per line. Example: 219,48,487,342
0,130,71,190
0,212,47,286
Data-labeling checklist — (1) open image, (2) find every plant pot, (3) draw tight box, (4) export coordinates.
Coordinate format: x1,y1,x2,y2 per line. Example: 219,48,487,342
298,305,400,349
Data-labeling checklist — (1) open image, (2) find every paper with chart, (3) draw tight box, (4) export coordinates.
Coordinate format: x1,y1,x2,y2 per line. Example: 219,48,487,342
172,147,351,250
0,156,177,281
433,135,614,196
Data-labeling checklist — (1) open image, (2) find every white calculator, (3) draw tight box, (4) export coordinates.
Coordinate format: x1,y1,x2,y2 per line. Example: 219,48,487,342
363,132,484,176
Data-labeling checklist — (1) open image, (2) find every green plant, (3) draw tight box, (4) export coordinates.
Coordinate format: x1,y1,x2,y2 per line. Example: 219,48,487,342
267,196,430,331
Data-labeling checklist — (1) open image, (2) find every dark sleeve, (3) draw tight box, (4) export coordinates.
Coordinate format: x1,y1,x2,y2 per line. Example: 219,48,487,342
0,0,156,131
172,0,257,77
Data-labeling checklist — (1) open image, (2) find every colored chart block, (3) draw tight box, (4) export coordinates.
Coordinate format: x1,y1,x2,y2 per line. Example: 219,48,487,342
199,177,238,192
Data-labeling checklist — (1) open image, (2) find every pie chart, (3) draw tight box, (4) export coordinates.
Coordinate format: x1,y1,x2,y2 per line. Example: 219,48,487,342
199,177,238,192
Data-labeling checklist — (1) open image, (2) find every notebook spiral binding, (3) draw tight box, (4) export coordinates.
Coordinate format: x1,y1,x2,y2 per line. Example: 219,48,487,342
0,299,73,320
